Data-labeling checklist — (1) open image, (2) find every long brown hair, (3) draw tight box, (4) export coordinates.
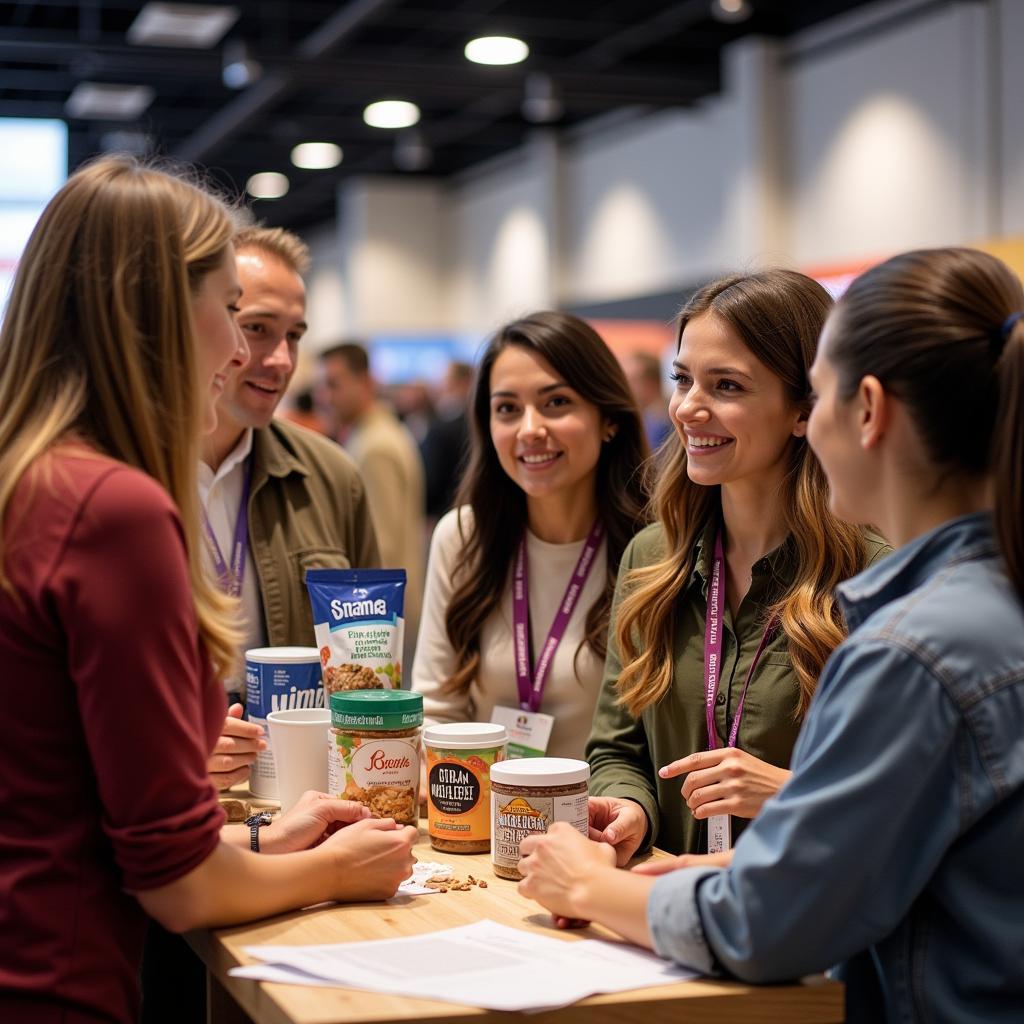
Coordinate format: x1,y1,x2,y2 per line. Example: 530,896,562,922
615,270,866,718
444,311,649,693
827,246,1024,599
0,155,240,679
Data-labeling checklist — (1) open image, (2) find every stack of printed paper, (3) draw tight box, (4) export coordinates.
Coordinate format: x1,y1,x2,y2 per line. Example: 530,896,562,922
229,919,699,1011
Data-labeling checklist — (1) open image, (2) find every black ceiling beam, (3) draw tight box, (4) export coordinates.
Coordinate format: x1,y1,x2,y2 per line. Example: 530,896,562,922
173,0,399,162
0,37,715,96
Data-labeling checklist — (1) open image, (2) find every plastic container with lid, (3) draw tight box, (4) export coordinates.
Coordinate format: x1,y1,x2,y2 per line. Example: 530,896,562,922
424,723,508,853
245,646,322,799
490,757,590,880
328,689,422,825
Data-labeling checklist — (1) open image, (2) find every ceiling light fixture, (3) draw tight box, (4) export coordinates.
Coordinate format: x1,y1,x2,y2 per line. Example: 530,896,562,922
246,171,289,200
710,0,753,24
65,83,155,120
291,142,343,169
464,35,529,66
222,39,262,89
363,100,420,130
128,2,239,48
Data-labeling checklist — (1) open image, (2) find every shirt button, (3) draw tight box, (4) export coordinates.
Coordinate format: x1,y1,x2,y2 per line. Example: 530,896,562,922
715,693,726,706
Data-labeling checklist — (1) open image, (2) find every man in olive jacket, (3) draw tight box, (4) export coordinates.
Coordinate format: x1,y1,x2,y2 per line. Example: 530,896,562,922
199,226,380,788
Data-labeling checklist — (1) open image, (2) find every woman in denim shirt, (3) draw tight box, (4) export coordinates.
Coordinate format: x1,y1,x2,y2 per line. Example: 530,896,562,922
517,246,1024,1022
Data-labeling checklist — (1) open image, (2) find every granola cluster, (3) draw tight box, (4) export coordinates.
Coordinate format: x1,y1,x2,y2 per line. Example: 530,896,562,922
324,662,383,693
344,781,416,824
424,874,488,893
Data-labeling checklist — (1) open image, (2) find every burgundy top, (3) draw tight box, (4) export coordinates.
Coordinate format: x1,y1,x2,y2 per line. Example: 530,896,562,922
0,447,226,1024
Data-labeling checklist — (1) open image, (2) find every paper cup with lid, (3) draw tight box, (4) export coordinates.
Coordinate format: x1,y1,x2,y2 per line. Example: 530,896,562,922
328,689,423,825
245,646,322,799
490,757,590,880
423,723,508,853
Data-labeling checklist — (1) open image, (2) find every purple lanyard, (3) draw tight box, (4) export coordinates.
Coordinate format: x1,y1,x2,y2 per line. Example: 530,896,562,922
703,529,778,749
512,519,605,713
200,456,253,599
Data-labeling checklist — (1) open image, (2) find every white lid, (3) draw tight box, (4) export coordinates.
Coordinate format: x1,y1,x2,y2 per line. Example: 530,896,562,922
245,646,320,664
490,757,590,787
423,722,509,749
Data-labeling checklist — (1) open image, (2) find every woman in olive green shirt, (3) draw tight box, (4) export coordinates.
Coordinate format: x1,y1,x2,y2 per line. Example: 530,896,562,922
587,270,887,859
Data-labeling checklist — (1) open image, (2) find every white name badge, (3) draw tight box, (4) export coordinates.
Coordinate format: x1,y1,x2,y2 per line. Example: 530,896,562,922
490,706,554,758
707,813,732,854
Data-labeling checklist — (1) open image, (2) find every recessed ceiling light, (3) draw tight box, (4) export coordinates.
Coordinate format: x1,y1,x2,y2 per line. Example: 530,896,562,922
710,0,752,24
65,83,155,120
464,36,529,66
128,3,239,48
246,172,289,200
363,100,420,130
291,142,343,169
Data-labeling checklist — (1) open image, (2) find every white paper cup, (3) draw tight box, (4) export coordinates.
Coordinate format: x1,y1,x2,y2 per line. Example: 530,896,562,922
266,707,331,812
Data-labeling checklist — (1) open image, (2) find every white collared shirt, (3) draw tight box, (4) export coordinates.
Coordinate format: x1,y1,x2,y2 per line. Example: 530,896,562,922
198,429,265,691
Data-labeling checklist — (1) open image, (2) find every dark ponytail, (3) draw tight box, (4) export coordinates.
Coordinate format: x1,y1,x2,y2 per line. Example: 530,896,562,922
829,246,1024,598
994,316,1024,599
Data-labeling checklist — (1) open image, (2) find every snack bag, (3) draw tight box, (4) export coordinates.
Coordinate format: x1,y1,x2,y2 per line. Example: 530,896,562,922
306,569,407,696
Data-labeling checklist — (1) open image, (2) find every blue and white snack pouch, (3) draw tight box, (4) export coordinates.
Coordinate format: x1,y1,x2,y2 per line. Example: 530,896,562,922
306,568,407,696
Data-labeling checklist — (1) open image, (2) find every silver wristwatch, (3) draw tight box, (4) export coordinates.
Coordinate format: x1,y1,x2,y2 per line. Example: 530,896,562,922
245,811,273,853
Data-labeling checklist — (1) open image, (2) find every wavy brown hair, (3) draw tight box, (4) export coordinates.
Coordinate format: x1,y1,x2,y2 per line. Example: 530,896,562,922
827,247,1024,600
443,311,649,694
0,156,241,680
615,270,866,718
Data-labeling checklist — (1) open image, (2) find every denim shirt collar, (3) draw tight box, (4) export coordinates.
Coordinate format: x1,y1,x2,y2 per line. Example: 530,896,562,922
837,511,997,631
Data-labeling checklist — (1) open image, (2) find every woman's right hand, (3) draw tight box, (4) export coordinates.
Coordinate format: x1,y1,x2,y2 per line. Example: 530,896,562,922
587,796,648,866
321,818,418,901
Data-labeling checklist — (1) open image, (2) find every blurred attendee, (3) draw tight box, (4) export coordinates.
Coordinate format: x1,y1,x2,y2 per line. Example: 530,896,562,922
412,312,648,760
279,387,329,436
421,359,473,520
392,379,436,445
626,350,673,450
0,157,415,1024
321,342,426,663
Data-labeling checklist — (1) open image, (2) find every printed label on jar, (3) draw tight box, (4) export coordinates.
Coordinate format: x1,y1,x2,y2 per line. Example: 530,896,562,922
328,731,419,824
427,746,504,843
490,790,588,871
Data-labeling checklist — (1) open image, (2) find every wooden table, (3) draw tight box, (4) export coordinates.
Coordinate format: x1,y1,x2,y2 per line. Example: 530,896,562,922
187,830,843,1024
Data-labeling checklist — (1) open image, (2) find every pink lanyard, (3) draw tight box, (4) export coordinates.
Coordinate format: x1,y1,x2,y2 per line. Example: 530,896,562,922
512,519,605,713
703,529,778,749
200,456,253,599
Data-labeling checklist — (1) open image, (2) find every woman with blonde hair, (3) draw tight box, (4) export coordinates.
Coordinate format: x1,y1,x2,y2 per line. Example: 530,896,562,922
0,157,416,1024
586,269,886,861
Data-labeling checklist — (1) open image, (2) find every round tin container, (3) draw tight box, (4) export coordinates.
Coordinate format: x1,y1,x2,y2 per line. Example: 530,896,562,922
424,723,508,853
490,757,590,880
328,690,423,825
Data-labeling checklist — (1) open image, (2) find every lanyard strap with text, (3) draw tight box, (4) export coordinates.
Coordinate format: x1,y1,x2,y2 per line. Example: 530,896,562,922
703,529,778,750
512,519,605,713
200,456,253,599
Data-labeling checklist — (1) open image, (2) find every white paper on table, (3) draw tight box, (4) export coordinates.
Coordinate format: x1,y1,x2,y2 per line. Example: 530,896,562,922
230,963,348,987
232,919,698,1011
